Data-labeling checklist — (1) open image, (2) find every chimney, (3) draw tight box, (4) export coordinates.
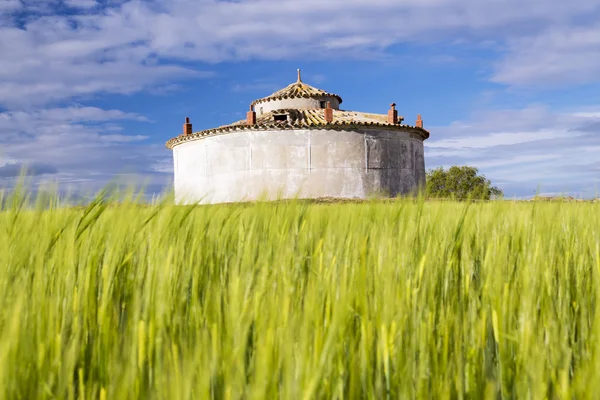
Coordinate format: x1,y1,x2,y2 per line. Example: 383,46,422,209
387,103,398,124
183,117,192,135
324,101,333,123
247,106,257,125
416,114,423,128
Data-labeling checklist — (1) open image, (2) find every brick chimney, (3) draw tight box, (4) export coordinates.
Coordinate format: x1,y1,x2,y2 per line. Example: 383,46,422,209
416,114,423,128
387,103,398,124
183,117,192,135
324,101,333,123
247,106,257,125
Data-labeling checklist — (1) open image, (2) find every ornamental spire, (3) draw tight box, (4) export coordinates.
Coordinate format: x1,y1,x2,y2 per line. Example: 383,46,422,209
297,69,302,83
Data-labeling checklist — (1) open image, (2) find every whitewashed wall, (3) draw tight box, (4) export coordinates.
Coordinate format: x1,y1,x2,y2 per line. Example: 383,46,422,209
173,128,426,204
255,96,341,115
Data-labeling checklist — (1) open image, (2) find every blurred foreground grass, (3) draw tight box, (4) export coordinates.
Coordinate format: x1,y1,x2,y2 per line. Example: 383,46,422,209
1,187,600,399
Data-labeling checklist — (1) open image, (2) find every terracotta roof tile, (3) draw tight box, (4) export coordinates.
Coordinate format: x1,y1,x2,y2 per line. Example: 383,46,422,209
251,82,343,106
166,108,429,149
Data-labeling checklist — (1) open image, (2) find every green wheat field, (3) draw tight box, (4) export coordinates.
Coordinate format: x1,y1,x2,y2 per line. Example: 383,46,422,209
1,187,600,399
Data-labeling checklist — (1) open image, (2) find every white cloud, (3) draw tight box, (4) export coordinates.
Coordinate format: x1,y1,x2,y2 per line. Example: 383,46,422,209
0,106,171,193
1,0,600,197
0,107,148,125
473,154,561,169
426,129,578,150
425,105,600,196
0,0,599,107
0,0,20,11
64,0,98,9
492,24,600,87
570,112,600,118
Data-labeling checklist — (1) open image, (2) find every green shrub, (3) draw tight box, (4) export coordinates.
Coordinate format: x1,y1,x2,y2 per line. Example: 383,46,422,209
426,165,503,200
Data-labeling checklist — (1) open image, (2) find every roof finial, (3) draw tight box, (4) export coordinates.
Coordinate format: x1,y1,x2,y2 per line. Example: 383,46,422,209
297,69,302,83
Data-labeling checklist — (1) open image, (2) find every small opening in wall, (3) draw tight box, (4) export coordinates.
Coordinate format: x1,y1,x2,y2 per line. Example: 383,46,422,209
260,107,263,115
273,114,287,122
320,101,327,108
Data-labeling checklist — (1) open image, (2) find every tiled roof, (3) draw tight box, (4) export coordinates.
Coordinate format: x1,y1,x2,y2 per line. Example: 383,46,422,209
251,72,343,106
166,108,429,149
232,109,390,127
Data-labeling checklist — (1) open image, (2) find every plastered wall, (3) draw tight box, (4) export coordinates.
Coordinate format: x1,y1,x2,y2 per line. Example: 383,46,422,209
173,128,426,204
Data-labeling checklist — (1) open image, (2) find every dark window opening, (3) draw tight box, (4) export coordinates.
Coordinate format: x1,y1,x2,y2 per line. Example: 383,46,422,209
320,101,327,108
274,114,287,122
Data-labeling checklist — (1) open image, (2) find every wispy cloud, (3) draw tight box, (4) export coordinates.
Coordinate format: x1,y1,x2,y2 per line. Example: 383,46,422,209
0,106,170,193
0,162,58,178
1,0,600,198
426,106,600,196
0,0,20,12
492,24,600,87
427,129,578,150
63,0,99,9
1,0,599,108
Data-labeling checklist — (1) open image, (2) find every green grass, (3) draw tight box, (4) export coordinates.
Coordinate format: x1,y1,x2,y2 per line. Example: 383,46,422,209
1,188,600,399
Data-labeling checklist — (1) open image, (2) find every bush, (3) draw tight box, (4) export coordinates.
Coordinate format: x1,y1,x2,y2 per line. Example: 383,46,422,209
426,165,503,200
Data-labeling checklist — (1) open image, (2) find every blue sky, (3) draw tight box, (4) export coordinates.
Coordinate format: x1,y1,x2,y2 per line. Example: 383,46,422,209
1,0,600,198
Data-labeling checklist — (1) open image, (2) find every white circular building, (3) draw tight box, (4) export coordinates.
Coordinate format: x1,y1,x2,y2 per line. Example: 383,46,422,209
166,70,430,204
